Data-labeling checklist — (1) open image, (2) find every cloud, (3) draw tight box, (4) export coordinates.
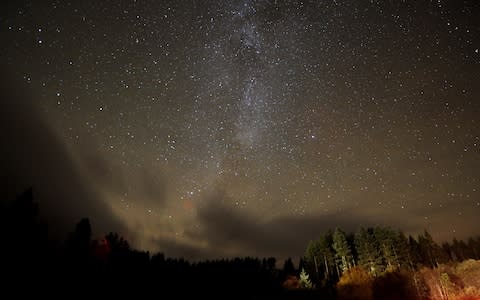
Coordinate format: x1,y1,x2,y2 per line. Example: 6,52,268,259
188,191,416,260
80,153,167,210
81,154,127,196
0,69,126,238
152,235,219,261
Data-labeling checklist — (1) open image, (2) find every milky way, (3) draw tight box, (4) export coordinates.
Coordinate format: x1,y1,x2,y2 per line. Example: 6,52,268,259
1,0,479,260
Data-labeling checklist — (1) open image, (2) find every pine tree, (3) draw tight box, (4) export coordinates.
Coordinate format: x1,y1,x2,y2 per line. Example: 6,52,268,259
467,237,479,259
304,233,337,283
333,228,354,274
283,257,296,275
305,239,322,281
67,218,92,261
355,227,383,276
299,268,314,289
320,232,337,282
442,242,454,261
457,239,469,260
418,230,443,268
451,238,463,261
408,235,422,268
393,231,412,270
374,227,400,271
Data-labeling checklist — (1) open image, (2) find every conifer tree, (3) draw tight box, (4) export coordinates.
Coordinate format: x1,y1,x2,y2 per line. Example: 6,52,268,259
407,235,422,268
299,268,314,289
305,233,336,282
320,232,337,281
374,227,400,271
467,237,479,259
355,227,383,276
393,231,412,269
305,239,322,281
333,228,354,274
283,257,296,275
418,230,444,268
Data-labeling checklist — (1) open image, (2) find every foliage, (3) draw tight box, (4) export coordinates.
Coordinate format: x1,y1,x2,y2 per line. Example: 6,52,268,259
372,270,420,300
419,260,480,300
305,238,322,280
299,268,314,289
3,188,480,298
374,226,400,271
282,275,300,290
304,231,336,284
393,231,413,270
455,259,480,298
418,230,445,268
355,227,383,277
336,266,374,300
67,218,92,259
282,257,296,275
333,228,354,274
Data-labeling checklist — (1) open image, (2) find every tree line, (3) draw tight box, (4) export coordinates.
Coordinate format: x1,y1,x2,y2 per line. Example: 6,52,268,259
0,188,299,297
1,188,479,299
302,227,480,300
304,227,480,284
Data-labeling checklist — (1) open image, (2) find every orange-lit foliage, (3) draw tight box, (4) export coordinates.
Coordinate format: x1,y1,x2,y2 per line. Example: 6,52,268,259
455,260,480,293
93,238,111,261
455,296,480,300
282,275,300,290
373,270,420,300
419,260,480,300
337,266,374,300
420,266,461,300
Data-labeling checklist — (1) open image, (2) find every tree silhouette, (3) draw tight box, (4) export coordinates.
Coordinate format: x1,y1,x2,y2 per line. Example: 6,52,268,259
66,218,92,263
418,230,442,268
0,188,48,267
2,188,480,298
282,257,296,275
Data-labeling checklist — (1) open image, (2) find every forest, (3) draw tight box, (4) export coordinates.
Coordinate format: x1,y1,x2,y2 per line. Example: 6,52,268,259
1,188,479,299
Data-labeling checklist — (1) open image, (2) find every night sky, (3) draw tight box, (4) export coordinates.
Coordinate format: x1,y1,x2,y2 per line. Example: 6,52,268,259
1,0,479,260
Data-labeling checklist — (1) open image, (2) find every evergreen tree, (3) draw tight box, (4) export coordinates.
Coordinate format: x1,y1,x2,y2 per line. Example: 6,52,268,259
458,239,469,259
299,268,314,289
393,231,413,270
354,227,383,276
304,232,337,284
451,238,463,261
1,188,48,266
104,232,131,265
333,228,354,274
298,257,306,272
467,237,479,259
266,257,276,271
305,240,321,265
346,232,357,264
283,257,296,275
407,235,422,268
319,232,337,282
442,242,454,261
374,227,400,271
67,218,92,262
305,239,322,281
418,230,443,268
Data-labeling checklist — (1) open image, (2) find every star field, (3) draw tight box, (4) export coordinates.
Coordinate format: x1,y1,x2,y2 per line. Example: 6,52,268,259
1,0,479,259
